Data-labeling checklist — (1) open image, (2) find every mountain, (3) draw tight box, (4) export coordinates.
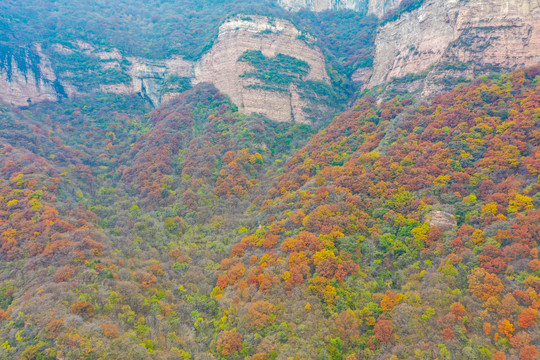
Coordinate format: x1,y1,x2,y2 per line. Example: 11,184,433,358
0,1,539,360
0,16,336,124
2,0,538,121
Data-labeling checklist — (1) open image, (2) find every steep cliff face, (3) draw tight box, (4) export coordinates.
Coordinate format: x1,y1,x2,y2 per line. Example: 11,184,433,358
123,56,193,106
0,44,64,106
58,41,194,107
1,40,195,108
366,0,540,95
0,16,332,124
277,0,401,17
277,0,368,12
4,1,538,117
368,0,402,18
194,15,333,123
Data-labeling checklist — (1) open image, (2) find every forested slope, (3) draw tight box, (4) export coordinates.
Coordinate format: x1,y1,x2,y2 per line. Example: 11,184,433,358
0,65,538,359
211,67,540,359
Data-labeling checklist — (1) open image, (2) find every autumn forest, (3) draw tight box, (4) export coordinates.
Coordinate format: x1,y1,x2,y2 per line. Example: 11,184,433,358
0,1,539,360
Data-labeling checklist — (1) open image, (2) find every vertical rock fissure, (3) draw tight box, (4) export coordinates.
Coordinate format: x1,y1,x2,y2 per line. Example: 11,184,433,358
289,84,295,122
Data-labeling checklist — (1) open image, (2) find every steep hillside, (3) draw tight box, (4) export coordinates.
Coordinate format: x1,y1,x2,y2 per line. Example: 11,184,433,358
211,66,540,359
0,85,313,359
0,63,538,359
0,1,539,359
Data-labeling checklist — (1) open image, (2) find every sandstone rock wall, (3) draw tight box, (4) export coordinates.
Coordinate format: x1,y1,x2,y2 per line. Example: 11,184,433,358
368,0,402,18
0,44,61,106
1,41,194,108
365,0,540,95
194,15,331,123
4,1,538,120
0,16,332,124
125,56,193,106
276,0,403,17
277,0,369,13
63,41,194,106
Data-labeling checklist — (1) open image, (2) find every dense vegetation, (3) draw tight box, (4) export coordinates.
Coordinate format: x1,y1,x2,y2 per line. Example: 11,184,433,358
0,0,281,60
0,1,539,359
211,66,540,359
0,57,538,359
238,50,346,114
239,50,311,89
291,10,378,80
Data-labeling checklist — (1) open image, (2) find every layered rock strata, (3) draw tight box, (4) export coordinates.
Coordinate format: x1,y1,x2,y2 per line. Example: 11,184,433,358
0,44,63,107
365,0,540,96
0,16,331,124
276,0,401,17
194,15,331,123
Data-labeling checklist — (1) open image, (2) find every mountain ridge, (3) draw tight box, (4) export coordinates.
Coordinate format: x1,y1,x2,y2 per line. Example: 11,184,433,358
0,15,336,124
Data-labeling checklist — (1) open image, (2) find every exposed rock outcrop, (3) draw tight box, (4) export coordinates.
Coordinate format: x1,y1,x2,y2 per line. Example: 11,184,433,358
368,0,402,18
365,0,540,96
59,41,194,107
276,0,401,17
3,1,539,120
277,0,369,13
124,56,193,106
194,15,332,123
0,16,332,124
0,44,64,106
428,210,457,231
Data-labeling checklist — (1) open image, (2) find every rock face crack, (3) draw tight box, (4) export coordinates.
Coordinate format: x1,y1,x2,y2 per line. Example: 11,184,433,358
289,87,296,123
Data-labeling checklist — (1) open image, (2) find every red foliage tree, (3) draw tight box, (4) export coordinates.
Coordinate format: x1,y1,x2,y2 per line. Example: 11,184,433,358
442,328,454,340
100,324,119,338
335,310,360,344
520,346,538,360
374,316,393,343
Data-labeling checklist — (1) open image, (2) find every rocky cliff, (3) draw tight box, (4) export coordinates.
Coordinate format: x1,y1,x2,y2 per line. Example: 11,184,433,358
0,44,64,107
277,0,368,13
3,1,539,117
0,41,194,108
194,15,332,123
368,0,402,18
276,0,401,17
124,56,193,106
0,16,333,124
52,41,194,107
365,0,540,96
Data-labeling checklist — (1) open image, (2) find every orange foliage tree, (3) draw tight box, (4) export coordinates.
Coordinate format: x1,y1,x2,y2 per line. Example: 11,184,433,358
517,308,538,329
468,268,504,301
248,301,276,328
217,331,243,356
